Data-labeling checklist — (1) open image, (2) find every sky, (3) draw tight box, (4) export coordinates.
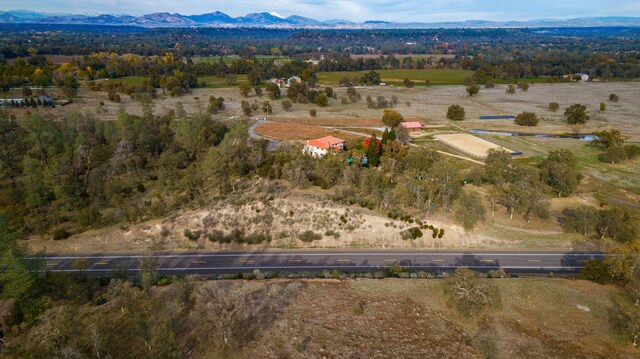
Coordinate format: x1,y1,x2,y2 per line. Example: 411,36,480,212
1,0,640,22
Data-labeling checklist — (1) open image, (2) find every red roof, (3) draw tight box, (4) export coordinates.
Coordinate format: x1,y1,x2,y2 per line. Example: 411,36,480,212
400,121,422,129
305,136,346,150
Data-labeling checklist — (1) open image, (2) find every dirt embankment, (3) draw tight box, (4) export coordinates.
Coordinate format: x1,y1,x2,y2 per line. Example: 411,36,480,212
28,189,579,254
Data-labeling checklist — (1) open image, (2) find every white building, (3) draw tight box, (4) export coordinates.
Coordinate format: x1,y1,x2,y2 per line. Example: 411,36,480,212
303,136,346,158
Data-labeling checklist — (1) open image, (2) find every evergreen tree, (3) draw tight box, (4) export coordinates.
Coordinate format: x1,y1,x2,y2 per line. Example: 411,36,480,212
388,127,396,141
366,133,380,167
381,128,390,147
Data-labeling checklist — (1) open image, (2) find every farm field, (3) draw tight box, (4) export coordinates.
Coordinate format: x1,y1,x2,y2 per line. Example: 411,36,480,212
270,116,384,127
105,75,248,88
350,53,457,59
194,55,293,64
317,69,475,85
254,122,364,142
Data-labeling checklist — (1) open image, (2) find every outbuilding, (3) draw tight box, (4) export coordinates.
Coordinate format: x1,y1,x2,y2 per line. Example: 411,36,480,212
399,121,423,132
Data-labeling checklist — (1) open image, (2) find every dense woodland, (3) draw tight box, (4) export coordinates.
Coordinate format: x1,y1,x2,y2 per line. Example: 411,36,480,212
0,25,639,94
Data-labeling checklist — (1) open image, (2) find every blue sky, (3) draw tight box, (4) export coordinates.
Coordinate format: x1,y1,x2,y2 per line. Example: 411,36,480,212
2,0,639,22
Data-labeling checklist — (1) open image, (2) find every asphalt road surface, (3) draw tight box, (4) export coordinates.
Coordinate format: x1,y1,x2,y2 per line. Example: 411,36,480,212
39,250,604,276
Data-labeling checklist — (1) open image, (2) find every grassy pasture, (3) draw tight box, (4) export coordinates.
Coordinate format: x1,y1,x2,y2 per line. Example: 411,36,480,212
317,69,475,86
194,55,292,64
105,75,248,88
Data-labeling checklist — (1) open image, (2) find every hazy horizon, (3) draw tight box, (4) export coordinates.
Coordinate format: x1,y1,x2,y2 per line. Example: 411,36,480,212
2,1,640,23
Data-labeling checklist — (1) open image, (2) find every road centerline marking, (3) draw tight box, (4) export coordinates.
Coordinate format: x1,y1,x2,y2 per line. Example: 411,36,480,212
528,259,542,262
94,262,108,265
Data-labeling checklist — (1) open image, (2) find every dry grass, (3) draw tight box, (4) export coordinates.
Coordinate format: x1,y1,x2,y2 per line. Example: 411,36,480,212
350,278,637,359
11,277,634,358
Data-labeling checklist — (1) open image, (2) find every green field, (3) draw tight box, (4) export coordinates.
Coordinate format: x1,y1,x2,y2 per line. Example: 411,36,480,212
194,56,292,64
104,76,148,86
106,75,248,88
317,69,476,86
197,74,248,88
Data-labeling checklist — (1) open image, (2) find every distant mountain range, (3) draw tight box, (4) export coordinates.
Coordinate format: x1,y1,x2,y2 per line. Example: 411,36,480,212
1,10,639,28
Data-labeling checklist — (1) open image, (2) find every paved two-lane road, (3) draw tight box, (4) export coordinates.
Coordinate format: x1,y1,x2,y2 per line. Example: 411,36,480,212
40,250,603,276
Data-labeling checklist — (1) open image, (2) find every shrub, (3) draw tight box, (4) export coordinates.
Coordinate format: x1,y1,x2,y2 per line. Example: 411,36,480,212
183,229,201,241
325,230,341,239
579,260,613,283
208,229,230,243
466,84,480,96
443,268,501,316
506,85,516,94
281,99,292,111
331,269,341,279
242,232,271,244
609,93,619,102
228,228,246,242
624,144,640,160
548,102,560,111
514,111,539,126
309,109,317,117
601,145,627,163
486,268,507,278
316,93,328,107
447,104,465,121
53,228,71,240
384,264,409,278
157,276,172,286
75,206,101,227
298,230,322,242
405,227,423,239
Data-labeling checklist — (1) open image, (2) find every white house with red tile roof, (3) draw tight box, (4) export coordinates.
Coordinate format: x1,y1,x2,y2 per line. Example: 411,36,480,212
303,136,346,157
400,121,423,132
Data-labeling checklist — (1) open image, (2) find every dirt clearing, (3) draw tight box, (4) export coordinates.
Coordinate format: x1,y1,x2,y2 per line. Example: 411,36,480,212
434,133,517,158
